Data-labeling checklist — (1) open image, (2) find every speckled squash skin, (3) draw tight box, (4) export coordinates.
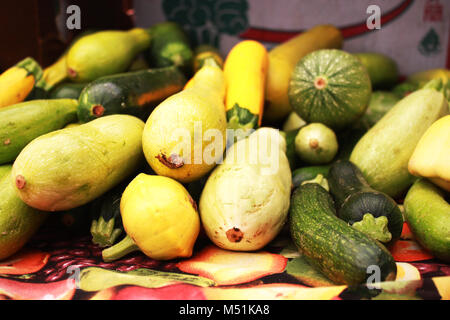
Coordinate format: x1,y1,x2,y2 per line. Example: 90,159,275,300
289,183,397,285
12,115,145,212
404,179,450,263
288,49,372,130
0,165,47,260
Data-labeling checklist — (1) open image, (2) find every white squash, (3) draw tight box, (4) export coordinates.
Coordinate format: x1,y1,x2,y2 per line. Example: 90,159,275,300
199,127,292,251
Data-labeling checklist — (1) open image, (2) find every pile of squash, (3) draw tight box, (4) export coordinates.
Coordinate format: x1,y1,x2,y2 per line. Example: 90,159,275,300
0,21,449,287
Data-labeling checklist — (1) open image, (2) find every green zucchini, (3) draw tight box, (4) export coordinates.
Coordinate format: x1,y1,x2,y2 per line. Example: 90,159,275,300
404,179,450,262
327,160,403,243
0,99,78,165
77,66,186,122
49,82,88,100
289,183,397,285
145,22,193,74
292,165,330,188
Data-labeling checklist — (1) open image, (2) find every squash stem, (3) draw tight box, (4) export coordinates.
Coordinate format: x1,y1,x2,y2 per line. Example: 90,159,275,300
101,235,139,262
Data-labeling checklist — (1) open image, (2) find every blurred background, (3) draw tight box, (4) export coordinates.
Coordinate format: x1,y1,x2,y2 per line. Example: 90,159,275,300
0,0,448,75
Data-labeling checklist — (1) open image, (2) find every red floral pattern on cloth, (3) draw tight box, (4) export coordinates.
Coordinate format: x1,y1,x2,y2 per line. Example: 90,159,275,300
0,222,448,300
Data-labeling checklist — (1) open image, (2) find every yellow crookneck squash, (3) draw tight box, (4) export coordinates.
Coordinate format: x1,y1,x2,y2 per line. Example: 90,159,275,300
408,115,450,191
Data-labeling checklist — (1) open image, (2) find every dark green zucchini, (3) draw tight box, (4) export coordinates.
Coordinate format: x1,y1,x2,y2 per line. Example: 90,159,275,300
77,66,186,122
289,183,397,285
292,165,330,188
358,91,400,130
327,160,403,243
49,82,88,100
145,22,193,74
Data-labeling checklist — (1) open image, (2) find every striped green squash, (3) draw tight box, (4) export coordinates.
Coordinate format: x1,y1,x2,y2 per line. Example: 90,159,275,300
288,49,372,130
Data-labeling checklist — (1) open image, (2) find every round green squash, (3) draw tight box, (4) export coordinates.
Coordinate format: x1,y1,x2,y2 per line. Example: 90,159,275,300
288,49,372,130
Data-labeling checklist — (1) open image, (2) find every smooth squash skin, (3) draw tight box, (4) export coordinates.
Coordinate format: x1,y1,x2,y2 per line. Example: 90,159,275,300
66,28,151,83
0,165,47,260
142,59,227,183
199,128,292,252
0,57,43,108
350,88,449,198
0,99,79,165
404,179,450,263
12,115,145,212
102,174,200,261
408,115,450,192
265,25,343,123
290,183,397,285
224,40,269,129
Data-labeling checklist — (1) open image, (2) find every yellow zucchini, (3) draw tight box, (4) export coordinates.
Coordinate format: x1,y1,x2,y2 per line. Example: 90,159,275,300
0,57,43,108
224,40,268,132
264,25,343,122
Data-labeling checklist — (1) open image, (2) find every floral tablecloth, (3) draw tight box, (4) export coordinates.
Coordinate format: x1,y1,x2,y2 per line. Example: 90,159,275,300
0,220,448,300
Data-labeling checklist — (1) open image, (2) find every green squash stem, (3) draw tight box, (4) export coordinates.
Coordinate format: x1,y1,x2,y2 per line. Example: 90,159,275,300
102,235,139,262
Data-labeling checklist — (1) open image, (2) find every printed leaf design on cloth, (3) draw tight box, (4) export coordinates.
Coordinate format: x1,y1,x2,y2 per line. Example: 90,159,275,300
89,287,117,300
400,222,414,240
177,245,287,286
432,276,450,300
78,267,215,292
374,278,423,298
202,283,346,300
395,262,421,281
0,249,49,275
285,255,336,287
371,291,422,300
390,240,434,262
0,278,75,300
112,283,207,300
